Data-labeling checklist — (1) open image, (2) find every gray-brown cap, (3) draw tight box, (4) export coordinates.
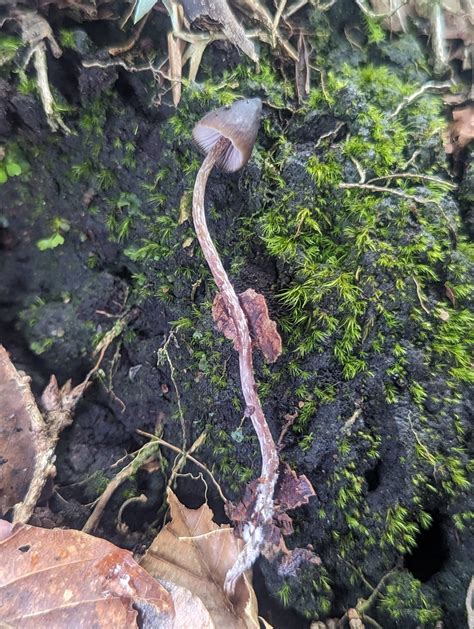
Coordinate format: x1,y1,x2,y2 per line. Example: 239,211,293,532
193,98,262,173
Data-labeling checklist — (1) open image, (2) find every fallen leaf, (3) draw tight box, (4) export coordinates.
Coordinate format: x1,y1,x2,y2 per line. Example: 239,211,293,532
184,40,209,82
213,289,282,363
444,282,456,306
0,346,90,523
0,520,174,627
274,463,315,512
0,346,37,517
180,0,258,62
168,31,184,107
140,488,260,628
295,33,310,104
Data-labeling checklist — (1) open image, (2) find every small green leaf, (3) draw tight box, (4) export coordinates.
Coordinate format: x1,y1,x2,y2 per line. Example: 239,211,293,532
37,233,65,251
5,162,22,177
0,167,7,184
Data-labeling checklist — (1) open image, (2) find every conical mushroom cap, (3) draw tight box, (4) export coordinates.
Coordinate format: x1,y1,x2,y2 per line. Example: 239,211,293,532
193,98,262,173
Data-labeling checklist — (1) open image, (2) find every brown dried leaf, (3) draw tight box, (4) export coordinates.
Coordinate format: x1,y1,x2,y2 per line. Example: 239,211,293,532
0,520,174,627
295,33,310,104
444,104,474,155
167,31,184,107
140,488,260,628
369,0,415,32
275,463,315,512
40,374,88,412
213,289,282,363
0,346,39,517
180,0,258,61
444,282,456,306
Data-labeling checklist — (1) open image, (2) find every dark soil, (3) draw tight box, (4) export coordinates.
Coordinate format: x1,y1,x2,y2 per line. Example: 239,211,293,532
0,2,473,627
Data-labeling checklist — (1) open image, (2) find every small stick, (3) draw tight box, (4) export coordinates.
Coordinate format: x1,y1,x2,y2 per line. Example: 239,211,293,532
389,80,452,119
83,441,161,533
339,182,441,207
136,429,228,503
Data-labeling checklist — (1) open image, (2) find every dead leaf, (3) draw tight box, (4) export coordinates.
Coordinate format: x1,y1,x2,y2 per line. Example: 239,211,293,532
368,0,415,32
168,31,184,107
274,463,315,512
369,1,473,71
295,33,310,104
0,520,174,627
180,0,258,62
444,104,474,155
213,289,282,363
0,347,37,517
0,346,89,523
140,488,260,628
444,282,456,306
184,40,209,82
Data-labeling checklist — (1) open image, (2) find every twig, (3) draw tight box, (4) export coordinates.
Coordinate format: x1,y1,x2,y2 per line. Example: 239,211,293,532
367,173,456,189
117,494,148,533
82,441,161,533
167,429,205,491
354,0,409,19
32,42,71,134
178,528,231,541
10,320,124,524
339,182,441,207
157,331,186,452
277,410,298,450
271,0,287,47
136,429,228,504
363,616,384,629
430,0,449,75
108,10,150,56
82,56,168,86
349,155,366,183
402,148,421,169
389,80,452,119
283,0,307,18
314,120,346,148
412,276,431,315
357,569,397,615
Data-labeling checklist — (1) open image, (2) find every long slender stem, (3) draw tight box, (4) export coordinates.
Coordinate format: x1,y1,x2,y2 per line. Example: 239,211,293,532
193,139,279,592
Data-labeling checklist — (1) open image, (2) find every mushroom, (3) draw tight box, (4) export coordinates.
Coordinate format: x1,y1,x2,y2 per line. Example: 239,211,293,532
192,98,280,594
193,97,262,172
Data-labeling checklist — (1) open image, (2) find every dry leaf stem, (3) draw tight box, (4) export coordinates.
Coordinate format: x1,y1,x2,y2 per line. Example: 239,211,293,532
83,441,161,533
193,138,279,594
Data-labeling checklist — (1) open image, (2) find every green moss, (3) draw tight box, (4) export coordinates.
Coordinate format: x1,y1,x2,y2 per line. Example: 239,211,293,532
59,29,77,50
380,572,442,625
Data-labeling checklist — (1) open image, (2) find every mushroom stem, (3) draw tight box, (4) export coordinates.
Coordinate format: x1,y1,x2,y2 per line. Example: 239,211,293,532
193,137,279,593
